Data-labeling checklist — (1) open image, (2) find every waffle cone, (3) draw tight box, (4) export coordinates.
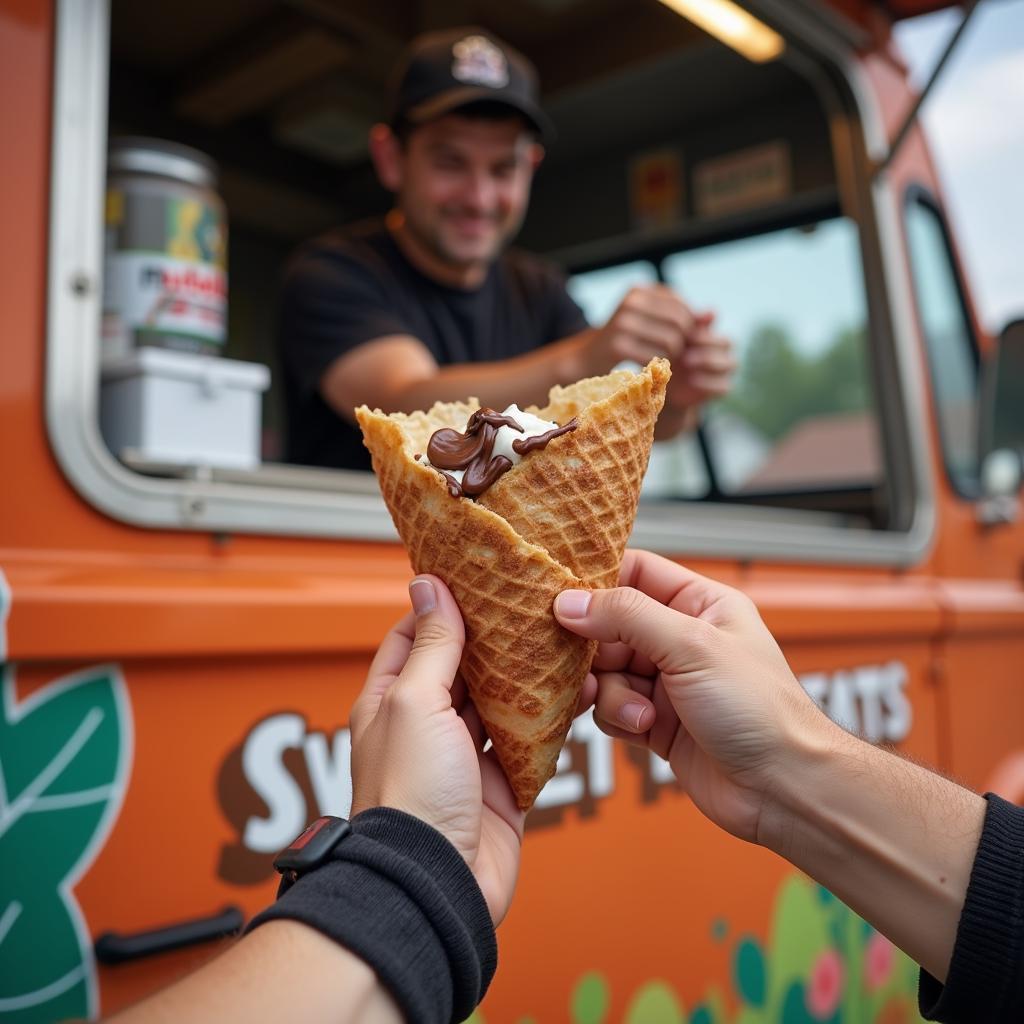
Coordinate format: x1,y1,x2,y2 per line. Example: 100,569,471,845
356,358,669,809
479,358,669,589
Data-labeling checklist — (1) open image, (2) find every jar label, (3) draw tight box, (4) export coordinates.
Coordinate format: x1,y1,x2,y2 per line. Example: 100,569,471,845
103,193,228,358
103,252,227,358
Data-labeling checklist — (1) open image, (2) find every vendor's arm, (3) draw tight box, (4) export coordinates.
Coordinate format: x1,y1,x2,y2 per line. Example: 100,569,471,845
322,330,584,419
321,284,736,429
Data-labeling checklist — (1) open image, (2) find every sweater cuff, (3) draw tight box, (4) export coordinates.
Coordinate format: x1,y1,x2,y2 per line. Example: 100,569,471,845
919,793,1024,1022
246,808,497,1024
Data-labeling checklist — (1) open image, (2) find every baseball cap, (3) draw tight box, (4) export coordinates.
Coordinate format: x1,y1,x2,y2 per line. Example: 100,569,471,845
388,27,555,142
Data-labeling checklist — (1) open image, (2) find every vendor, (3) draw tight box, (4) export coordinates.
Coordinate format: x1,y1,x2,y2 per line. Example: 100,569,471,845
279,27,735,471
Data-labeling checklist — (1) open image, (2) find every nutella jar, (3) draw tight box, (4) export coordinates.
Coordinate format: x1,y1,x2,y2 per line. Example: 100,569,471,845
102,138,228,360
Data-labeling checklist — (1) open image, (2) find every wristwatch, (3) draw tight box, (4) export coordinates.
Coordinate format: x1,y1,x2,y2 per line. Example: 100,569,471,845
273,816,352,889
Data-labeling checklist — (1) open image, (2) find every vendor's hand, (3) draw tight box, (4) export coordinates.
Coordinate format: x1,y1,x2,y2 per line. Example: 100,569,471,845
573,286,736,435
349,576,597,925
661,309,736,416
578,284,695,374
553,550,833,846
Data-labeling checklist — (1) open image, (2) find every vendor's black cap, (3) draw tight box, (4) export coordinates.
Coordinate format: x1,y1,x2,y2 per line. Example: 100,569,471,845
389,27,554,142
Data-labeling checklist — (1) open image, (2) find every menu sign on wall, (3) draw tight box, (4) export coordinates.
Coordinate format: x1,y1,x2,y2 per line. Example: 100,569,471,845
694,141,791,219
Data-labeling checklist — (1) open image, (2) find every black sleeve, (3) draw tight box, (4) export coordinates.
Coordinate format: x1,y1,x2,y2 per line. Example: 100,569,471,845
543,268,590,341
246,808,496,1024
279,245,413,395
919,793,1024,1022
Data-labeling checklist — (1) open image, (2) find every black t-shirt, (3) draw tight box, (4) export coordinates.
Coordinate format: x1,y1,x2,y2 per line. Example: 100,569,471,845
278,223,589,471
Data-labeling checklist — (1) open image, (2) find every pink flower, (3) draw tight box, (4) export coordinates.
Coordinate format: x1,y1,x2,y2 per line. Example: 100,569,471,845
806,949,844,1020
865,932,895,991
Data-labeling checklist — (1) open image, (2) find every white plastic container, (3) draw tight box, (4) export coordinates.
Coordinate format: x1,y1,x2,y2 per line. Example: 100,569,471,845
100,348,270,470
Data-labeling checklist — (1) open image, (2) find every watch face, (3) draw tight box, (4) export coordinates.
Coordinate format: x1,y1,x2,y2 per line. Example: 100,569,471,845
291,817,334,851
274,816,352,875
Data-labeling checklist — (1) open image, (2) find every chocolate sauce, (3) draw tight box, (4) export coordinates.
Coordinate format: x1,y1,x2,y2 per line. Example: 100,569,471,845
427,422,496,472
467,408,526,433
512,417,579,455
462,454,513,496
426,407,578,499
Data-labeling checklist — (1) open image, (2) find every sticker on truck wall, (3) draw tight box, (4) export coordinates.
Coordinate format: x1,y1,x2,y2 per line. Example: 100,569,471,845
0,665,133,1023
216,708,680,885
801,661,911,744
629,148,684,231
216,662,912,886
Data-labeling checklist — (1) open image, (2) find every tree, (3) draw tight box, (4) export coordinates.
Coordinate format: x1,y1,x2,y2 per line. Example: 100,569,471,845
721,323,870,441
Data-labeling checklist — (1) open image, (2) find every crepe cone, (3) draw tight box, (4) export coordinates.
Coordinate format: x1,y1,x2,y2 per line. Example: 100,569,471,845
356,358,669,808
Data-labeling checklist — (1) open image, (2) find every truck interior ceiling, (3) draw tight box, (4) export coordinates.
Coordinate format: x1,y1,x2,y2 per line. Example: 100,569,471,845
105,0,892,530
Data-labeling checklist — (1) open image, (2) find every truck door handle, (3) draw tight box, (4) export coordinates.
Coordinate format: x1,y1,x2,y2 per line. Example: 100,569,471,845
94,905,244,964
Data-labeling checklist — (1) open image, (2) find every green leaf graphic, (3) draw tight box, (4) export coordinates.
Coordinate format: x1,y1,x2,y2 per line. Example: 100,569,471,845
625,981,685,1024
0,665,130,1022
765,877,831,1012
733,937,767,1008
0,891,88,1024
572,972,610,1024
780,982,818,1024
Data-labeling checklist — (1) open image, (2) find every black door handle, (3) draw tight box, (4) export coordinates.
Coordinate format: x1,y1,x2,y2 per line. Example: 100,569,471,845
95,905,244,964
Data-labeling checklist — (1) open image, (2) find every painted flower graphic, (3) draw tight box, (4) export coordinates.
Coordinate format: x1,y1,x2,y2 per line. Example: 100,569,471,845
806,948,844,1019
865,931,896,991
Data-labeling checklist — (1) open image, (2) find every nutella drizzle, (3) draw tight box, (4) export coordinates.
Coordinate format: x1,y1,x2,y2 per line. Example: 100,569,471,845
512,418,579,456
425,407,579,499
462,454,513,495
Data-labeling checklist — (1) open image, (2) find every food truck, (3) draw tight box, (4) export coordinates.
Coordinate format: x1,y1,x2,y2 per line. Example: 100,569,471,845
2,0,1023,1020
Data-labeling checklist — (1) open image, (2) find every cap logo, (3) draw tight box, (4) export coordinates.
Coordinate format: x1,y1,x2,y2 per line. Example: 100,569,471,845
451,35,509,89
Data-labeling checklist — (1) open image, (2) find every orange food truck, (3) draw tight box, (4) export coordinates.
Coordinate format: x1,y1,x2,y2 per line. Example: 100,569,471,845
2,0,1023,1020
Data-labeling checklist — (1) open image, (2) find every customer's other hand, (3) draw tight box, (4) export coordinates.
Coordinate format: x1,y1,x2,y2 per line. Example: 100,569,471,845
350,575,522,925
554,550,829,845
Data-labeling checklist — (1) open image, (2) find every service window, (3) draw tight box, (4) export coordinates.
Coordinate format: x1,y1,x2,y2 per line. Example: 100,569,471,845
47,0,933,562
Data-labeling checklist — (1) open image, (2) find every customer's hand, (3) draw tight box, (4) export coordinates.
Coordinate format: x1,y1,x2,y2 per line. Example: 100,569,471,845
554,550,831,846
349,576,522,925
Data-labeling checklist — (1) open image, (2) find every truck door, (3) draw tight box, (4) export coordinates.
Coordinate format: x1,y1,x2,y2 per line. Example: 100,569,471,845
902,186,1024,799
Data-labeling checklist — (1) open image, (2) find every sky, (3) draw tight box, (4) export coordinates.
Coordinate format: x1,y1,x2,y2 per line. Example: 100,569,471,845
894,0,1024,334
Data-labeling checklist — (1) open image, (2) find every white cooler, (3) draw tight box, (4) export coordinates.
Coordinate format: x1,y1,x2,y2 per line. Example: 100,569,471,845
100,348,271,470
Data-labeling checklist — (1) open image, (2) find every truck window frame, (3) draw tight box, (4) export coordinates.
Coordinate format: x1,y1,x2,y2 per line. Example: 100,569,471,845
46,0,938,566
903,184,982,500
